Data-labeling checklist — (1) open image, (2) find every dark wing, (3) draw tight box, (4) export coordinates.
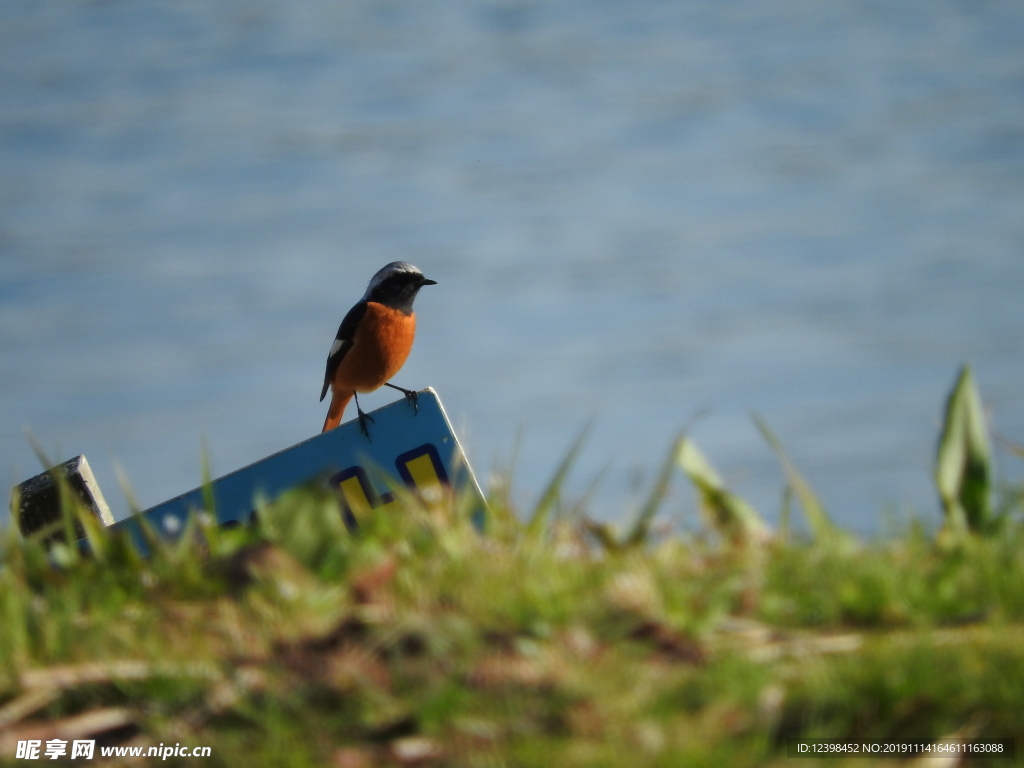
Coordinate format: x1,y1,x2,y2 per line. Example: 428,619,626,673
320,301,368,401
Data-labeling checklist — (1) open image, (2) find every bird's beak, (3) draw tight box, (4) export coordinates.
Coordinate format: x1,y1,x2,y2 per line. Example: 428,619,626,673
420,277,437,286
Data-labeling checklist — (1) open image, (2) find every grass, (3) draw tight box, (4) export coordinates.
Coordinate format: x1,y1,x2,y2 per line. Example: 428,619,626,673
2,365,1024,766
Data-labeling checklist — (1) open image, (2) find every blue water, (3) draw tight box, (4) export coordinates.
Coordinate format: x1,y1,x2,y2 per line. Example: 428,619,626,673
2,0,1023,534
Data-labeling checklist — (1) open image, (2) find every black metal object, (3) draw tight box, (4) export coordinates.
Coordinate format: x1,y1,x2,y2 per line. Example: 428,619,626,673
12,455,114,544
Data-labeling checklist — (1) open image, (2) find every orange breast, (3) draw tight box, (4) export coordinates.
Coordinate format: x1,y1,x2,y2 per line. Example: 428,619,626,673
332,302,417,393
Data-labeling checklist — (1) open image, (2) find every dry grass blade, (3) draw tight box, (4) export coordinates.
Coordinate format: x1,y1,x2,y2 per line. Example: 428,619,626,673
910,720,985,768
0,688,62,730
389,736,442,764
745,633,862,663
995,431,1024,460
21,661,221,690
0,707,134,754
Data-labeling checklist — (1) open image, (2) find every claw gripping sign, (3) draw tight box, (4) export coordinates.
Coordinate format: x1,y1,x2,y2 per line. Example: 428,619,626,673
14,389,484,552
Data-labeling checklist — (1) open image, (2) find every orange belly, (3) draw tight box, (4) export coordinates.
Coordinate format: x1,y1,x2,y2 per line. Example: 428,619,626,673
331,302,417,394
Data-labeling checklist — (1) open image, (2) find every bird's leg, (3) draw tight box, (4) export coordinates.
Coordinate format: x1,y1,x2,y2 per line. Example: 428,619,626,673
354,392,375,439
385,382,419,414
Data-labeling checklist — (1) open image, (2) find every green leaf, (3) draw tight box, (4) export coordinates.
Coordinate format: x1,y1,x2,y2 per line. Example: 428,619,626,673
676,437,769,545
935,365,993,533
752,413,833,541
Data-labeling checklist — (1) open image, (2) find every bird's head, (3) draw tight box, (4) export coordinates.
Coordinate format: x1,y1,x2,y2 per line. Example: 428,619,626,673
362,261,436,313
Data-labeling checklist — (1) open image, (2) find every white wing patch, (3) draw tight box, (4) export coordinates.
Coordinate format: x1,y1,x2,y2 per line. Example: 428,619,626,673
329,338,345,357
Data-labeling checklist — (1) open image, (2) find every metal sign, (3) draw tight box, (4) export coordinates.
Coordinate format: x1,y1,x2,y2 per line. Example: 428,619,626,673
107,388,484,551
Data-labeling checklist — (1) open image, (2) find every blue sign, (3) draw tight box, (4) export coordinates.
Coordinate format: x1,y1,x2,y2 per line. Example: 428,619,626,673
107,389,484,551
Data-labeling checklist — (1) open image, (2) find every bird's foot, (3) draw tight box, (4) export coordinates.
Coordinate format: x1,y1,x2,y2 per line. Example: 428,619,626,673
404,390,419,413
385,383,419,414
357,409,375,439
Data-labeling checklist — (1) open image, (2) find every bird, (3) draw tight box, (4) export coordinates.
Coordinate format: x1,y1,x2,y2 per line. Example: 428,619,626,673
320,261,436,435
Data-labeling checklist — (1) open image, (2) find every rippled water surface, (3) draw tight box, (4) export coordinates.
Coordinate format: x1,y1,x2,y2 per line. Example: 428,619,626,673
2,0,1023,533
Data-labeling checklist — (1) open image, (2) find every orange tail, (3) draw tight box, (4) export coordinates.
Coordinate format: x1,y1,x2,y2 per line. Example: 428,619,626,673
322,391,353,432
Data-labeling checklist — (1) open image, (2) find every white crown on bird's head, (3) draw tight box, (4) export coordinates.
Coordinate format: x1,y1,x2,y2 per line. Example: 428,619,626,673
362,261,433,299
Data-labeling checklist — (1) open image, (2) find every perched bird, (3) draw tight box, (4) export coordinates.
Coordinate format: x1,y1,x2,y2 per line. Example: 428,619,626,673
320,262,436,435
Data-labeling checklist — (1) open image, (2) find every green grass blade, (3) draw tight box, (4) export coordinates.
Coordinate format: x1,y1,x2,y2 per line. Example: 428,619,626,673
113,460,143,517
527,419,593,535
779,485,792,540
752,413,833,540
74,492,110,562
200,438,217,518
583,518,623,553
935,364,993,533
8,484,21,536
564,460,611,524
24,430,55,473
624,434,682,547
